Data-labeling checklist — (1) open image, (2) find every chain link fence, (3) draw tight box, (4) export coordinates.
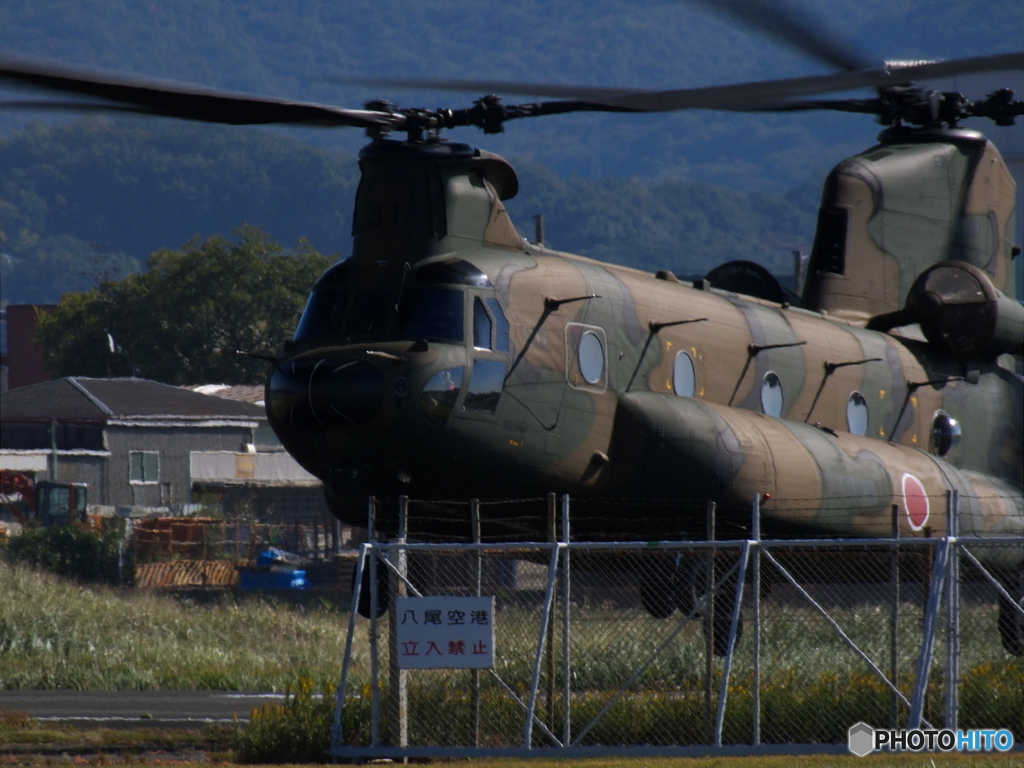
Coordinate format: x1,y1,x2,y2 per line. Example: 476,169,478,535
130,516,347,562
128,516,353,590
329,494,1024,758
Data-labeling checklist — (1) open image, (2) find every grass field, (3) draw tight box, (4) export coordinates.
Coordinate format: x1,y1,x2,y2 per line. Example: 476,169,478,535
2,558,1021,753
2,711,1023,766
0,561,352,691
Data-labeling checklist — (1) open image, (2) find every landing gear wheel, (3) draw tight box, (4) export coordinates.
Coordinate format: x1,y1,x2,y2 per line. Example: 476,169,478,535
675,556,697,617
707,597,744,657
685,557,744,656
998,571,1024,657
351,560,389,619
639,557,678,619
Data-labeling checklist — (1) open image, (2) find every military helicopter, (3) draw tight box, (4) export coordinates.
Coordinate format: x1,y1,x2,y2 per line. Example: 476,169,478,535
2,1,1022,645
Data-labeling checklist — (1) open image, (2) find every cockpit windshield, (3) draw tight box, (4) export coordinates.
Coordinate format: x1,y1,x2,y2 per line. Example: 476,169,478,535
292,256,477,343
397,288,464,342
294,288,349,340
347,290,392,335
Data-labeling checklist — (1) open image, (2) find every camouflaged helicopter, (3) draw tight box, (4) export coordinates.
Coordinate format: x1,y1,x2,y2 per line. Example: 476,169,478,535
2,3,1022,642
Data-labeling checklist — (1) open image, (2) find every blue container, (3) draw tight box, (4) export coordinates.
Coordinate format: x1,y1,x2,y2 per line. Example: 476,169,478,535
255,547,302,567
239,569,308,591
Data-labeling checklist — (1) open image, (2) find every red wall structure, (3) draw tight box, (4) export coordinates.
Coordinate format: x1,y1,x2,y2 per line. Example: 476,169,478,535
4,304,55,390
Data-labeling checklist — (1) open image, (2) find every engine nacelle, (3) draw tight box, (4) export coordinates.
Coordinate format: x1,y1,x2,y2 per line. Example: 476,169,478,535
905,261,1024,361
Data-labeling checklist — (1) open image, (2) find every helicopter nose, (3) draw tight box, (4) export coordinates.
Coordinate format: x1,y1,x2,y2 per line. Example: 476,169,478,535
266,357,386,430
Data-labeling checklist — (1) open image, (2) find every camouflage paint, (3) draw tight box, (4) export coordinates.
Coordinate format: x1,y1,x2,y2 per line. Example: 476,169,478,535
267,136,1023,564
803,132,1018,326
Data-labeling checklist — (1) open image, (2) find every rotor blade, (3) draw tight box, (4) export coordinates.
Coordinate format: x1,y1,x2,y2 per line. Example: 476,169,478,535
340,76,645,103
354,51,1024,114
885,53,1024,82
0,57,398,129
0,99,159,114
609,52,1024,111
685,0,873,72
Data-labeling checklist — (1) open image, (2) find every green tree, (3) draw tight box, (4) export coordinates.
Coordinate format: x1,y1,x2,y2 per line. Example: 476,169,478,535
6,524,132,585
35,227,333,384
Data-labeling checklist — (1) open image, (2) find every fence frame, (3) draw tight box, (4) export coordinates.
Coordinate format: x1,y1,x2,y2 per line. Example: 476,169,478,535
329,494,1024,760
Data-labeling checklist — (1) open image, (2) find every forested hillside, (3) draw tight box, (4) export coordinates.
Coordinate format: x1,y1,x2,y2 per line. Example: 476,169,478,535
2,0,1019,186
0,120,358,303
0,119,816,304
1,0,1020,303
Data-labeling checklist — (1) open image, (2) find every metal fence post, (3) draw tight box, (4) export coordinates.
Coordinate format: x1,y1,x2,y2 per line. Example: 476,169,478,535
368,496,380,747
332,543,368,753
525,543,561,748
388,496,409,749
714,541,750,746
751,493,761,746
471,498,482,748
890,503,900,728
704,500,716,744
944,490,960,731
561,493,571,748
908,539,949,729
545,493,557,736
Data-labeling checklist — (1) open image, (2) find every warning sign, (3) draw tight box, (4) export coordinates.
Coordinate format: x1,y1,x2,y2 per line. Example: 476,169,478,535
394,595,495,669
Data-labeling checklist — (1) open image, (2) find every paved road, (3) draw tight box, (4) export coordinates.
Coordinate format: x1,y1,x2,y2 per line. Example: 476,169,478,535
0,690,287,723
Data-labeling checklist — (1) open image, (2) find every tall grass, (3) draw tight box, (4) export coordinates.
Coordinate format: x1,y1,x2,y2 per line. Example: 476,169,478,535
235,677,335,763
0,561,362,691
3,559,1020,749
332,601,1023,748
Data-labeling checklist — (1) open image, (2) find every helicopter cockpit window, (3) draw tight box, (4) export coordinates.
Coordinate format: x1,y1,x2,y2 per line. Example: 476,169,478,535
416,259,493,287
673,351,696,397
846,391,869,435
473,297,491,349
293,289,349,340
398,288,464,342
418,366,464,428
761,371,784,417
465,359,507,413
485,298,509,352
315,258,354,286
347,290,392,335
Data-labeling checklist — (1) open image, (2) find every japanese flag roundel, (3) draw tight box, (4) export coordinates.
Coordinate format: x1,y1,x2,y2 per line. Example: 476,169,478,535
902,473,930,531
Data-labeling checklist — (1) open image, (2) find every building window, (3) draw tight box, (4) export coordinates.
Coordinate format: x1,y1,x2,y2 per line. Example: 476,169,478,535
130,451,160,484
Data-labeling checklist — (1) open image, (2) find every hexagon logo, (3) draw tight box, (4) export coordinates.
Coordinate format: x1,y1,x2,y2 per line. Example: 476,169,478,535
848,722,875,757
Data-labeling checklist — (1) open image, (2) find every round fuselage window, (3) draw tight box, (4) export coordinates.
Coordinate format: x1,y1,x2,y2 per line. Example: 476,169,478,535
673,351,695,397
578,331,605,385
761,371,783,417
846,391,869,436
930,412,961,456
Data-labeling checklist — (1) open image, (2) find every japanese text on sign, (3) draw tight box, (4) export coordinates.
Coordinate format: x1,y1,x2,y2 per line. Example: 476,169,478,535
395,596,495,669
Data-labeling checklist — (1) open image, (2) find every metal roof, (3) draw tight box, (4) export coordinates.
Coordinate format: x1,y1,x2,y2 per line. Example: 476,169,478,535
183,384,265,405
1,377,264,420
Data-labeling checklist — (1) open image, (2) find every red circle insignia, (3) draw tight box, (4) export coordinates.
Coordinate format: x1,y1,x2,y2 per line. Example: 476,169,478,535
902,473,930,530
